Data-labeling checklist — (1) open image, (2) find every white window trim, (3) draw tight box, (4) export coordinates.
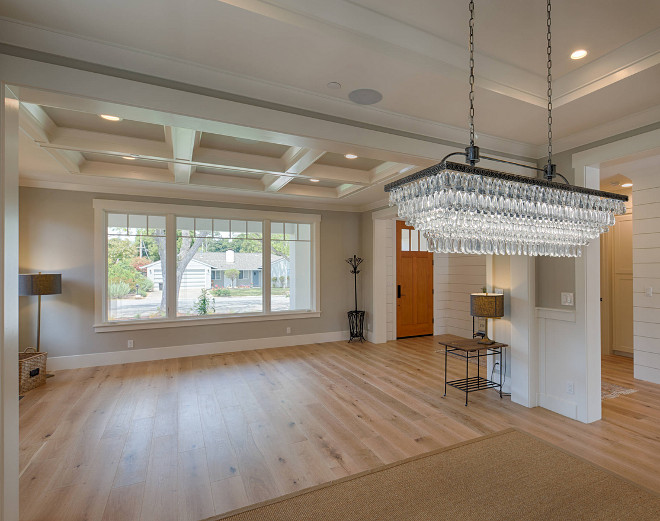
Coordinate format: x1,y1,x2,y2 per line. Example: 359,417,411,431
94,199,321,332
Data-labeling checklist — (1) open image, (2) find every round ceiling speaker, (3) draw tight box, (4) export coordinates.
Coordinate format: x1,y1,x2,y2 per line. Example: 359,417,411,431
348,88,383,105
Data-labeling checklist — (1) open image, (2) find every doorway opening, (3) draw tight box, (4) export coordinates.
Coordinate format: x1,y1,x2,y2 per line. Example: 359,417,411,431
600,174,634,360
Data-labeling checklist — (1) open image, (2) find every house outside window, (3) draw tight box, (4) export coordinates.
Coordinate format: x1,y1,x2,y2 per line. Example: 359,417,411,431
94,200,320,331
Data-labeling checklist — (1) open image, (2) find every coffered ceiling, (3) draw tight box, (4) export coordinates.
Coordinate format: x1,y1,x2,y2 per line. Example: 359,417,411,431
3,0,660,209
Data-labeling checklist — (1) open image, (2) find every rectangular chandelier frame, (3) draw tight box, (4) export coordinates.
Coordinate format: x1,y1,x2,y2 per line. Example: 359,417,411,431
384,161,628,202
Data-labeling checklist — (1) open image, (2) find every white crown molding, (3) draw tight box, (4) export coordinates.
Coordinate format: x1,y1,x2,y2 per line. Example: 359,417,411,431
0,17,539,159
536,103,660,157
554,28,660,107
47,330,350,370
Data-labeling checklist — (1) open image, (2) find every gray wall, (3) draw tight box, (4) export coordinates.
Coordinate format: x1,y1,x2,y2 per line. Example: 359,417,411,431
19,187,362,357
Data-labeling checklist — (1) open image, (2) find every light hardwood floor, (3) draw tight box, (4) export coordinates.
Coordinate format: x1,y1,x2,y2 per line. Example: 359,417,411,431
18,338,660,521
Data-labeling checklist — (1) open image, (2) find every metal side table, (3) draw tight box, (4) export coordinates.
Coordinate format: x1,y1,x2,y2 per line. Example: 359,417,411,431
438,336,507,406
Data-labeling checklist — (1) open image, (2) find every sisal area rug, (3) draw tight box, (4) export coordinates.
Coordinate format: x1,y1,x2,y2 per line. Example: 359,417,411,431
602,381,638,400
206,429,660,521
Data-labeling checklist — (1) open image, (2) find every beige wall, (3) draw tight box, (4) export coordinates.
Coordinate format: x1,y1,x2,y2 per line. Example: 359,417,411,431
19,187,362,357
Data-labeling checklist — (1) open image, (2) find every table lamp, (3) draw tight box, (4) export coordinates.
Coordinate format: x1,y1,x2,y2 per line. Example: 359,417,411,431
19,272,62,352
470,292,504,345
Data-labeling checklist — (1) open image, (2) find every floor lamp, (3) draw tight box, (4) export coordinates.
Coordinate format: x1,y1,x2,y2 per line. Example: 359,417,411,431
19,272,62,352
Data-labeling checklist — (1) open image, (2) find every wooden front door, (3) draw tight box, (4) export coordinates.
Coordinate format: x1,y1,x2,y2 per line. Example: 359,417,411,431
396,221,434,338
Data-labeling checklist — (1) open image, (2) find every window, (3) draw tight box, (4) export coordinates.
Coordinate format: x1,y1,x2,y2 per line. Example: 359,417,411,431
176,217,263,316
106,213,166,322
95,200,320,330
271,222,312,312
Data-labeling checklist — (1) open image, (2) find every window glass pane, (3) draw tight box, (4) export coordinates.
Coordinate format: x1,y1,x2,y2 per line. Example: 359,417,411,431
128,214,147,236
271,222,284,240
285,223,297,240
419,233,428,252
231,220,247,238
177,218,263,316
213,219,230,238
411,229,419,251
401,229,410,251
195,218,213,238
107,214,165,322
298,223,311,241
148,215,166,235
271,236,312,312
247,220,262,238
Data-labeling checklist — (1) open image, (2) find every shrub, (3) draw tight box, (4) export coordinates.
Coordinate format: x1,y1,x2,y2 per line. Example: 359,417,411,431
194,288,215,315
109,281,131,299
211,288,231,297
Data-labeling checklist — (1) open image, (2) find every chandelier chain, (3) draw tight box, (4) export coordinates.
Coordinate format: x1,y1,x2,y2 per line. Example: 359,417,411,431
468,0,475,147
547,0,553,167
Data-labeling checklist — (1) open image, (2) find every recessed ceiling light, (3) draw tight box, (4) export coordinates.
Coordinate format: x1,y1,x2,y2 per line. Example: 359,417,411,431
570,49,588,60
621,182,633,188
122,156,136,160
348,88,383,105
310,178,320,182
344,153,358,159
99,114,122,121
399,166,414,174
327,81,342,90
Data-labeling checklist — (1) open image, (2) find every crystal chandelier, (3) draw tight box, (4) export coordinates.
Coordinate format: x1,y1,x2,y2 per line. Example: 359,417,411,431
385,0,628,257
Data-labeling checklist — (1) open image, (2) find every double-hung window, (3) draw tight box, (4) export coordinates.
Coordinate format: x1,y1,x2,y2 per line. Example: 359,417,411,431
94,200,321,331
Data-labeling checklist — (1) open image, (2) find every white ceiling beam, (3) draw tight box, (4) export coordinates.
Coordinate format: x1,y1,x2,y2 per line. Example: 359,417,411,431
19,103,84,173
263,147,325,192
164,126,201,184
282,147,325,174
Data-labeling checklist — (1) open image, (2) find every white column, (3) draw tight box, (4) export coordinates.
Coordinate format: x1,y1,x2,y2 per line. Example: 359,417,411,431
1,84,20,521
509,255,538,408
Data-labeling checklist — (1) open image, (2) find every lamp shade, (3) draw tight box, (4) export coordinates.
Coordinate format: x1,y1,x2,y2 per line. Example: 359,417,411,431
470,293,504,318
19,273,62,296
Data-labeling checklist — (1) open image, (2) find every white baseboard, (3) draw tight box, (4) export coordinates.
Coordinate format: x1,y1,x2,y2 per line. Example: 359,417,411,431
537,393,578,420
48,330,350,370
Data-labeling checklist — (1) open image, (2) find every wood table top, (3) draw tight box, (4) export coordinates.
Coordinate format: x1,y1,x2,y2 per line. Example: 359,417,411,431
436,334,508,351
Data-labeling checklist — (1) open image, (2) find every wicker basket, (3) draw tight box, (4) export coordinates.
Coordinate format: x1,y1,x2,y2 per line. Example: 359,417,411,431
19,347,47,394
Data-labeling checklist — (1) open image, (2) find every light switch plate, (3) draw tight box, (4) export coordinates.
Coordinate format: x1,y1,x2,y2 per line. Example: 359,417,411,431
646,287,654,297
561,292,574,306
494,288,504,294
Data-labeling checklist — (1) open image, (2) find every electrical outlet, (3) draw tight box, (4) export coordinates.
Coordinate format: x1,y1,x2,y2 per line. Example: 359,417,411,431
566,381,574,395
286,327,291,335
561,292,574,306
127,339,134,349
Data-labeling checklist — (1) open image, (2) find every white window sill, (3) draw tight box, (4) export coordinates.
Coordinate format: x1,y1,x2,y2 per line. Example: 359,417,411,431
94,311,321,332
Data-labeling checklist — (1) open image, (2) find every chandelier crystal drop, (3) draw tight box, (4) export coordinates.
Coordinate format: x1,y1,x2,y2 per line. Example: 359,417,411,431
384,0,628,257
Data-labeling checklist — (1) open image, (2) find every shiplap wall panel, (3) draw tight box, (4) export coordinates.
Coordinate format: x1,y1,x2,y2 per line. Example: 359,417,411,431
434,253,486,338
633,178,660,384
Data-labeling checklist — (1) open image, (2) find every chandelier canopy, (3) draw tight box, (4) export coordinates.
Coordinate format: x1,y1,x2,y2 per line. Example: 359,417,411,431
385,0,628,257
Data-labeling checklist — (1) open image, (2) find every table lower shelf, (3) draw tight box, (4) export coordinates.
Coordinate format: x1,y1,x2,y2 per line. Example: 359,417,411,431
446,376,501,393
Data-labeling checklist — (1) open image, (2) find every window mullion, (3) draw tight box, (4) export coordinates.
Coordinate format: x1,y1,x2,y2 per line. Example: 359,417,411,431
264,219,271,314
166,213,177,319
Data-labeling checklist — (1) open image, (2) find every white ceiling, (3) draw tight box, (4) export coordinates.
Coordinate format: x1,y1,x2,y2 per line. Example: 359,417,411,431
3,0,660,209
